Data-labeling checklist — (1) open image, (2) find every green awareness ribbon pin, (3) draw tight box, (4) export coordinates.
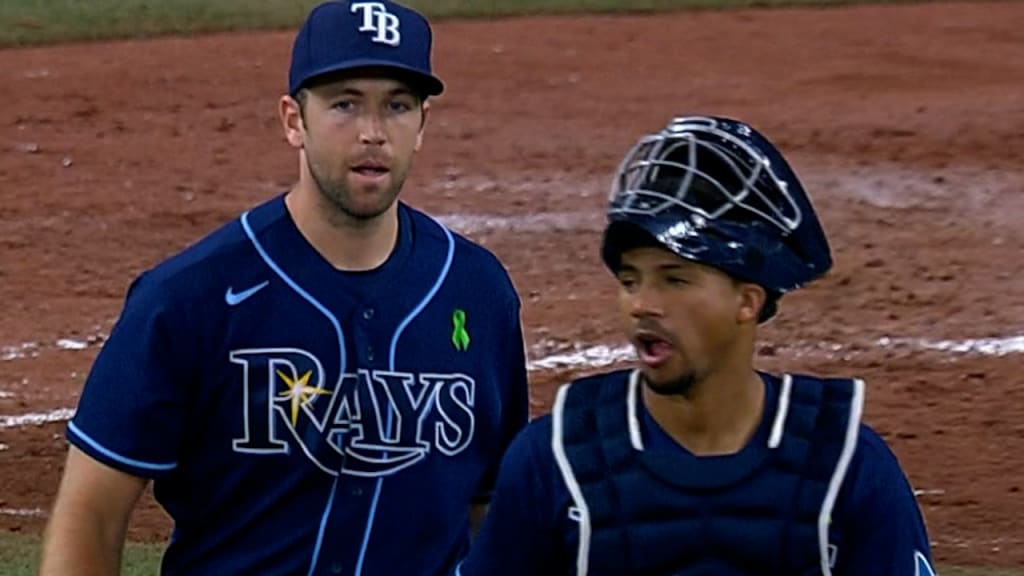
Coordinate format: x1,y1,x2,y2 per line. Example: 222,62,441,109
451,309,470,351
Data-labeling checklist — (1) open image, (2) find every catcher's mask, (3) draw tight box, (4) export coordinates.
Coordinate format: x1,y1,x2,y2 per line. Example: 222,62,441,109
601,116,832,322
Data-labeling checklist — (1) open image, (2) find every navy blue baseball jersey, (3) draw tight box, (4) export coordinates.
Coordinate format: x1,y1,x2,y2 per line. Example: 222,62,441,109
456,369,935,576
68,195,529,575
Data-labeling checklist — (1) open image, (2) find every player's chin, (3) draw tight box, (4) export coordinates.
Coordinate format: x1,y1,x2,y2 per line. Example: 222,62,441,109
346,175,392,197
343,188,401,217
639,364,696,397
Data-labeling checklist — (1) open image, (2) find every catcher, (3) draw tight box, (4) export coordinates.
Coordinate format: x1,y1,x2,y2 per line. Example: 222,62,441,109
455,115,935,576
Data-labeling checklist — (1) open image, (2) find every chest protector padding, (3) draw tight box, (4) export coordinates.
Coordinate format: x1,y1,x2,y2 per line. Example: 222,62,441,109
557,370,859,576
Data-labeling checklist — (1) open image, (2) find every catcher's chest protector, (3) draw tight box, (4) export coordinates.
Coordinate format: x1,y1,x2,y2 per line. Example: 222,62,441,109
553,370,861,576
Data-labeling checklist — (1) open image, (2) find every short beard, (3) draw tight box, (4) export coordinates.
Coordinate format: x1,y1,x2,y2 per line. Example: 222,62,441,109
306,154,400,224
645,371,697,397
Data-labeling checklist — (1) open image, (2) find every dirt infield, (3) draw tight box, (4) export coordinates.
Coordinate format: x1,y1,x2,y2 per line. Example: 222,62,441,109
2,1,1023,567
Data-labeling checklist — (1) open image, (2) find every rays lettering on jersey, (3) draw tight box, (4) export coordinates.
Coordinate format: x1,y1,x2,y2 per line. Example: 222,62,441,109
229,348,474,477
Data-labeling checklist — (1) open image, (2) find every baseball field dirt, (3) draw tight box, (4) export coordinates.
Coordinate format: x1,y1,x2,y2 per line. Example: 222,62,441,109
1,1,1022,568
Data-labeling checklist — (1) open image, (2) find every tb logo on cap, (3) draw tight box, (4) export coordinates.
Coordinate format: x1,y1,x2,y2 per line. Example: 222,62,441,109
351,2,401,46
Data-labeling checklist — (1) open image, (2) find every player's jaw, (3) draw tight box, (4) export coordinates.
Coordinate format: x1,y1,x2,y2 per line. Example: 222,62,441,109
633,346,699,397
305,150,409,222
644,369,698,397
349,162,409,217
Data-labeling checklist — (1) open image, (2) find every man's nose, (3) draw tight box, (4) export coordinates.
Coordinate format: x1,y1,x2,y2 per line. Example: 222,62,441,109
358,113,387,146
628,284,664,318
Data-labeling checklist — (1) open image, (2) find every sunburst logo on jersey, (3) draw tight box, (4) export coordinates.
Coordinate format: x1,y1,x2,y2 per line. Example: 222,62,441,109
276,369,332,426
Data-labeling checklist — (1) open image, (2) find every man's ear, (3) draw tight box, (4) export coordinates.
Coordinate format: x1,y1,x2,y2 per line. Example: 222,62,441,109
279,95,305,149
415,100,430,152
737,282,767,324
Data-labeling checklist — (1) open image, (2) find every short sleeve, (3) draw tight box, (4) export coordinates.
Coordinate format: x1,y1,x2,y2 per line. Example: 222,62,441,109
474,291,529,502
832,425,936,575
67,272,196,478
458,418,564,576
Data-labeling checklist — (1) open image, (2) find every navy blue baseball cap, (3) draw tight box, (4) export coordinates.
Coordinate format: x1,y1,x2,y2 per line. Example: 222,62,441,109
288,0,444,97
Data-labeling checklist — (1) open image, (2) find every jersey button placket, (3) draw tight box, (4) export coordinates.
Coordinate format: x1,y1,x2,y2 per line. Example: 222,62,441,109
358,306,376,363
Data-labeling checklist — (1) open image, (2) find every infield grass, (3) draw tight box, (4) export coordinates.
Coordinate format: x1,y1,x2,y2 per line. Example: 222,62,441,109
0,0,955,47
0,533,163,576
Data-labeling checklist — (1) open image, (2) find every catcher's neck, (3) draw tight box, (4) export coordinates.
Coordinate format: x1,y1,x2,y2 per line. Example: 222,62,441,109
642,368,765,457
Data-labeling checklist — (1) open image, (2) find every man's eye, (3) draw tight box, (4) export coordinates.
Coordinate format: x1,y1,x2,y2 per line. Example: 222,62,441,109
389,101,412,113
334,100,355,111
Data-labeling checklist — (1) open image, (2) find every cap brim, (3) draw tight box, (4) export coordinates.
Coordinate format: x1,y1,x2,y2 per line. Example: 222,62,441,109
293,58,444,97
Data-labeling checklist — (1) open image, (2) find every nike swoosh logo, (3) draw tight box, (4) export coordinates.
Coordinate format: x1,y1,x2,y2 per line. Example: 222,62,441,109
225,281,269,306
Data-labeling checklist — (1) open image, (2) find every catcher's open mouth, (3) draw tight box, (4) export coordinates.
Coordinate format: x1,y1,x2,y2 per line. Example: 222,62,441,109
634,333,673,365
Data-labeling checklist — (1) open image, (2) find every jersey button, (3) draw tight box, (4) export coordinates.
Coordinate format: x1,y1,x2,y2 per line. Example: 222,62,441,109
366,346,374,362
330,561,344,574
362,308,374,320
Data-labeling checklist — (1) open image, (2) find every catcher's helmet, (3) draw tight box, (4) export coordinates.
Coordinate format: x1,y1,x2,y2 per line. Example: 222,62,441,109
602,116,832,319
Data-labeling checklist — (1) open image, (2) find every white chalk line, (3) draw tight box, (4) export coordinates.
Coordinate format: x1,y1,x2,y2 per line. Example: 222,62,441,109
4,330,1019,371
930,535,1024,551
527,334,1024,371
436,211,603,235
1,333,1019,430
885,335,1024,357
1,342,40,361
2,336,99,362
0,408,75,429
528,343,635,371
0,508,46,518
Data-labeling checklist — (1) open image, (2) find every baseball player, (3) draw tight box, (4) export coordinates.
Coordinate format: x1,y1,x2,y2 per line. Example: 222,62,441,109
455,116,936,576
39,2,528,575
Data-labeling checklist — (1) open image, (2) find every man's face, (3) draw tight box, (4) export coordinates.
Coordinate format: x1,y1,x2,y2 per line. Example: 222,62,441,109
615,247,753,396
292,75,427,221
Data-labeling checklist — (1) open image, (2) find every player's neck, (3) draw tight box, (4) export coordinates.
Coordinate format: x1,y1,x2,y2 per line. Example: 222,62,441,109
642,365,765,457
285,187,399,271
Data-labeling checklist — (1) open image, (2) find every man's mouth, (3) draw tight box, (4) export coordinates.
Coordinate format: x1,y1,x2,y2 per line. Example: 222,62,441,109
634,332,673,366
352,164,389,177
